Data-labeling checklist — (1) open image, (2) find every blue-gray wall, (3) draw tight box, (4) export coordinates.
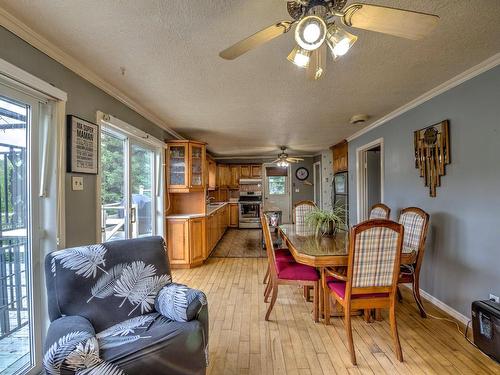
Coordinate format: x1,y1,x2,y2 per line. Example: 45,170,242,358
0,27,173,247
348,65,500,318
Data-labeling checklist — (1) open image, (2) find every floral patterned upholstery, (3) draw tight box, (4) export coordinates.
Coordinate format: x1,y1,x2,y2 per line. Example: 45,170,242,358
44,236,208,375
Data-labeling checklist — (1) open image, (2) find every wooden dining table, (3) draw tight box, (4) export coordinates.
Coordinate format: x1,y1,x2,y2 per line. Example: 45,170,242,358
277,223,417,319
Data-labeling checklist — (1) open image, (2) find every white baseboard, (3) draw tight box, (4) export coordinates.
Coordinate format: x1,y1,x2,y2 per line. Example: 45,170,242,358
401,285,470,326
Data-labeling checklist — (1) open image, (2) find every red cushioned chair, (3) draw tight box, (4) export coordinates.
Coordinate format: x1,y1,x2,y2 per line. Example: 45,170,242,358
322,219,404,365
261,213,320,322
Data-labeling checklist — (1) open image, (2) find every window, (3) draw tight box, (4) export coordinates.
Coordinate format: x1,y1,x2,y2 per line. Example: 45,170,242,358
268,176,286,195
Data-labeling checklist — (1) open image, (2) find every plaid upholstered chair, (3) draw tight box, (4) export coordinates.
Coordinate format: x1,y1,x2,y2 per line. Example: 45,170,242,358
369,203,391,219
293,200,317,225
398,207,430,317
322,219,404,365
261,213,320,322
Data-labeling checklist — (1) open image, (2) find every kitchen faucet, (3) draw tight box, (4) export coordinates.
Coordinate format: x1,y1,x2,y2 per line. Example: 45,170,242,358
206,196,216,204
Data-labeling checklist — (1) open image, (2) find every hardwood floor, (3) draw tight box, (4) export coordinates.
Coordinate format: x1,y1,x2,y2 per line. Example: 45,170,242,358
172,257,500,375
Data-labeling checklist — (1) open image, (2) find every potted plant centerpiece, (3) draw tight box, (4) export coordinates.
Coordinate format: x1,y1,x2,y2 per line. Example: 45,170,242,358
304,204,346,237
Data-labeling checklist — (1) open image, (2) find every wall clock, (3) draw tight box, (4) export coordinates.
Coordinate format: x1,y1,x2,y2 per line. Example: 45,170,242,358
295,167,309,181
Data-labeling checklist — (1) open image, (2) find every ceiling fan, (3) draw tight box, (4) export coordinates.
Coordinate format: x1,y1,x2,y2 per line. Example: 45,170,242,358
219,0,439,80
272,147,304,167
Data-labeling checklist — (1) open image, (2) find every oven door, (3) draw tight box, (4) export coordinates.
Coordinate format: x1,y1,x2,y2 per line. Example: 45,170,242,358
239,202,261,228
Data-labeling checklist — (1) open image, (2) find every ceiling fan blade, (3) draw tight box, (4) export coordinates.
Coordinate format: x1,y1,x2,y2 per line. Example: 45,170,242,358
342,3,439,40
219,20,295,60
271,158,281,163
287,157,304,162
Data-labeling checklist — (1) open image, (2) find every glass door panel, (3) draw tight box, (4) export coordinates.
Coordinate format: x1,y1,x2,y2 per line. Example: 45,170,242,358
130,143,154,238
190,144,203,187
169,145,186,186
100,131,127,242
0,94,32,373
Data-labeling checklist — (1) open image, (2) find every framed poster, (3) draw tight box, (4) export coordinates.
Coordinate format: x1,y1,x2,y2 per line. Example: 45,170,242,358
67,115,99,174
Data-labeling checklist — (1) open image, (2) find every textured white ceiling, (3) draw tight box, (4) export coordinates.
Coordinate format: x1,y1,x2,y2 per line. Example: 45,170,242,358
2,0,500,156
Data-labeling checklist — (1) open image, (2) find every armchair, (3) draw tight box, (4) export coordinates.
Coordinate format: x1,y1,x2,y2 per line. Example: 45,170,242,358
43,236,208,375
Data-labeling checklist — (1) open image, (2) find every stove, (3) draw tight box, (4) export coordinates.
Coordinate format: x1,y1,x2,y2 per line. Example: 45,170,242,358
239,183,262,229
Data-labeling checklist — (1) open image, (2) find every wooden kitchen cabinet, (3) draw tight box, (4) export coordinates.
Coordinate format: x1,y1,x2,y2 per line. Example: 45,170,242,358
230,165,240,188
189,217,205,264
251,165,262,178
207,156,217,190
331,140,348,173
167,140,206,192
240,165,251,178
217,164,230,188
229,203,239,227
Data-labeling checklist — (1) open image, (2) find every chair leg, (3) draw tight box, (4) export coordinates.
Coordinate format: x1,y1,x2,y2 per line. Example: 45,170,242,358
313,282,319,323
375,309,383,321
303,285,313,302
364,309,371,323
264,278,272,302
412,277,427,318
389,301,403,362
344,305,356,365
265,282,279,321
397,286,403,303
263,265,269,285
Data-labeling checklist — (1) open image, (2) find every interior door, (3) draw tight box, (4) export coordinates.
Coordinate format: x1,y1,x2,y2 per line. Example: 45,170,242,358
0,86,42,374
263,164,291,223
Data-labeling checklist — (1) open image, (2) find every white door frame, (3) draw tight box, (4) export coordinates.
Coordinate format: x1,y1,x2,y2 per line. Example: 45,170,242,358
313,161,322,208
96,112,164,243
356,138,384,223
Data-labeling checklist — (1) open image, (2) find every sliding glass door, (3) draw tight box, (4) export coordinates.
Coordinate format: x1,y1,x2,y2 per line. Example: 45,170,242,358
100,127,159,242
0,86,42,374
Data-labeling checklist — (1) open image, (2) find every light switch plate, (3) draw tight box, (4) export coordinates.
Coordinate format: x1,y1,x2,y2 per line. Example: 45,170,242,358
72,176,84,191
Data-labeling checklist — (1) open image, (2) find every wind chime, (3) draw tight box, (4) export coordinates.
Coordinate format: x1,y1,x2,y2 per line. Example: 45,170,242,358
414,120,450,197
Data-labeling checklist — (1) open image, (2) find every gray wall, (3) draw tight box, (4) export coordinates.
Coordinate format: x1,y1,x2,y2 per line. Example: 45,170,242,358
0,27,173,247
348,65,500,318
291,158,314,206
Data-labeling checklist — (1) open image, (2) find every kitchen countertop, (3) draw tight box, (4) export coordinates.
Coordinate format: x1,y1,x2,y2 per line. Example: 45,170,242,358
166,202,231,219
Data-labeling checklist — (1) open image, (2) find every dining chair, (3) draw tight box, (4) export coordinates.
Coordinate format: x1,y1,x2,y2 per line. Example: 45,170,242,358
261,213,320,322
293,200,317,225
322,219,404,365
292,200,318,301
261,209,294,288
398,207,430,317
369,203,391,219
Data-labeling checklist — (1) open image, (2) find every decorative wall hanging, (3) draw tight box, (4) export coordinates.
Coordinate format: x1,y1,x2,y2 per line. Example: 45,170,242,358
67,115,99,174
414,120,450,197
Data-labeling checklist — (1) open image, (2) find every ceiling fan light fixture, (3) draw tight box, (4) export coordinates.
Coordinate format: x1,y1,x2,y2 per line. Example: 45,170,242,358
326,25,358,60
295,15,327,51
277,160,289,168
287,45,311,68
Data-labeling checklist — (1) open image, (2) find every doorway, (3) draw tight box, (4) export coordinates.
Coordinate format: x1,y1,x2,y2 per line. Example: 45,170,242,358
99,126,160,242
313,161,322,208
262,164,292,224
356,138,384,223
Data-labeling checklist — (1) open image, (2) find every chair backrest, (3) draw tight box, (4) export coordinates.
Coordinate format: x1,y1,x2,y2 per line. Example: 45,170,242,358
346,219,403,298
369,203,391,220
261,213,278,278
45,236,171,333
398,207,429,268
293,200,317,225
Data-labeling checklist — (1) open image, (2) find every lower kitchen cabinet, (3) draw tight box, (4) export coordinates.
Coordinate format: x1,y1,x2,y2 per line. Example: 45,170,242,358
229,203,239,227
167,204,229,268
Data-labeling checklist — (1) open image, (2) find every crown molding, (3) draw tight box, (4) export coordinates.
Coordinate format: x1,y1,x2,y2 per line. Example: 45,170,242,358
0,6,183,140
213,154,316,160
347,52,500,142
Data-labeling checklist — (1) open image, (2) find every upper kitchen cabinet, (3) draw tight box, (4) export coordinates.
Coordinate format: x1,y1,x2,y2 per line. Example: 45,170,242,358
217,164,231,188
230,165,240,188
207,155,217,190
167,140,206,192
240,165,251,178
331,140,348,173
251,165,262,178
